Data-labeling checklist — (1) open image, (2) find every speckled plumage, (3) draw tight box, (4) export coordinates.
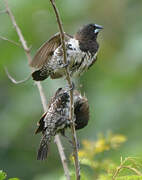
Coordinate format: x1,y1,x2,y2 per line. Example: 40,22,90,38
30,23,103,81
35,88,89,160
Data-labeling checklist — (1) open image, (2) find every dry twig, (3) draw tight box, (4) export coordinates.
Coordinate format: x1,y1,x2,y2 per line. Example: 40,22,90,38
50,0,80,179
0,35,21,47
3,0,70,179
122,166,142,176
4,67,31,84
112,157,142,180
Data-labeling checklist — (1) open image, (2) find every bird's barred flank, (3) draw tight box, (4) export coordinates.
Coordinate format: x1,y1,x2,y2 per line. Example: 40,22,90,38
30,23,103,81
35,87,89,160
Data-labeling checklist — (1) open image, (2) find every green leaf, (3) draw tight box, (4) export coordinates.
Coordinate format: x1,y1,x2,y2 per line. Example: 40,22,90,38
0,171,7,180
64,170,91,180
80,157,93,167
8,178,20,180
97,174,112,180
116,175,142,180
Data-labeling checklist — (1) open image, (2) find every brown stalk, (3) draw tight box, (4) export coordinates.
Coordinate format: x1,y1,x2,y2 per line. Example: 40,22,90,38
0,35,21,47
112,157,142,180
3,0,70,179
49,0,80,179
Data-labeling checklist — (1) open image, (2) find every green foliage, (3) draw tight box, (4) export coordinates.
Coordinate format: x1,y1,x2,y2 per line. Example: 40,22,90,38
59,171,90,180
70,172,90,180
0,171,19,180
69,133,142,180
0,171,6,180
98,175,142,180
1,0,142,179
117,176,142,180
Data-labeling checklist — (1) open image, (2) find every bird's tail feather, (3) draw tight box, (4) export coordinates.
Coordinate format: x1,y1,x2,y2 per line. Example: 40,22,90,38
37,135,51,160
32,69,49,81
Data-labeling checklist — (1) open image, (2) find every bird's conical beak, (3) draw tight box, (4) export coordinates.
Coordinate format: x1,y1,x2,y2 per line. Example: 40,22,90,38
95,24,103,29
94,24,103,34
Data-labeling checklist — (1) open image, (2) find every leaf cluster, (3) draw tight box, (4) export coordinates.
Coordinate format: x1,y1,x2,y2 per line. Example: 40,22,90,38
69,133,142,180
0,171,19,180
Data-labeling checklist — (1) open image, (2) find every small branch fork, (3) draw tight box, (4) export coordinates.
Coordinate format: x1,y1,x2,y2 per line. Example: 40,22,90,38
3,0,70,179
0,36,21,47
49,0,80,180
112,157,142,180
4,67,31,84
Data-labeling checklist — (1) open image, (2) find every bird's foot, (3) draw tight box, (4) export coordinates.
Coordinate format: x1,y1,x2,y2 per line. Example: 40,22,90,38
67,81,75,92
62,134,80,149
60,62,69,69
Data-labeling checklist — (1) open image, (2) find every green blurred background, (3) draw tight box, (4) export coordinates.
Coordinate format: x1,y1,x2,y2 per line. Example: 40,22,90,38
0,0,142,179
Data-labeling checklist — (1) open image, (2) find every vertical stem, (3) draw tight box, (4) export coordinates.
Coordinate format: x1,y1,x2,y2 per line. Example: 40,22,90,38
54,135,71,180
50,0,80,179
3,1,70,179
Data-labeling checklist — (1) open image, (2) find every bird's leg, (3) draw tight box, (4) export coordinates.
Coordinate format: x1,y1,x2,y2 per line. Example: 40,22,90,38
60,61,69,69
63,134,80,149
62,62,69,68
60,130,80,149
66,81,75,91
62,133,73,145
60,130,72,144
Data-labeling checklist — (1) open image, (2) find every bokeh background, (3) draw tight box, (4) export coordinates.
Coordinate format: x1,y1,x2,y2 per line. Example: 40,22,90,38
0,0,142,179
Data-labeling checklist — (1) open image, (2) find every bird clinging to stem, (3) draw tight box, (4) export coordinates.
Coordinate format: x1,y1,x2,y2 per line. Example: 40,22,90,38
30,23,103,81
35,87,89,160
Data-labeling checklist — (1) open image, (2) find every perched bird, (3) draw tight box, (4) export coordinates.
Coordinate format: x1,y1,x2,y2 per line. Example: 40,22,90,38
35,88,89,160
30,23,103,81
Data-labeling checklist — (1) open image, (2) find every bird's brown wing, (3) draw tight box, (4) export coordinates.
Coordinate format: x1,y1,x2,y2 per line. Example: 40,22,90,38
35,112,47,134
35,88,65,134
30,33,73,69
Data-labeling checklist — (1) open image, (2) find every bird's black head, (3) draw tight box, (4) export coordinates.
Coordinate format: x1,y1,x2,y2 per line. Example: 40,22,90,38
75,23,103,41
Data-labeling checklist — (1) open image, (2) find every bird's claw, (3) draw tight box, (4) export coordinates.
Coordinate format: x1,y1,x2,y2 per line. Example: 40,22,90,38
67,82,75,91
61,62,69,69
62,134,80,149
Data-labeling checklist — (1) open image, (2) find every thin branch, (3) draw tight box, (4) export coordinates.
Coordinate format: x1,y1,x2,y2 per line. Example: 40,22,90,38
112,157,142,180
4,0,31,60
0,35,21,47
36,80,71,180
122,166,142,176
112,165,122,180
49,0,80,179
112,166,142,179
54,136,71,180
35,81,48,112
3,0,70,179
112,157,127,180
5,67,31,84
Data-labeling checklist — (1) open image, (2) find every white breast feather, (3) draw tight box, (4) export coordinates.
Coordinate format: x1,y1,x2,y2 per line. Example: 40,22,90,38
68,38,80,51
50,38,97,76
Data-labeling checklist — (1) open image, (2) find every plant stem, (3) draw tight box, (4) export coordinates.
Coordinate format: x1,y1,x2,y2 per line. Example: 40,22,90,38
3,1,70,179
49,0,80,179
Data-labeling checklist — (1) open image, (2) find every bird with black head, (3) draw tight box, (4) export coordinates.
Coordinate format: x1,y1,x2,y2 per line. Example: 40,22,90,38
30,23,103,81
